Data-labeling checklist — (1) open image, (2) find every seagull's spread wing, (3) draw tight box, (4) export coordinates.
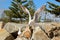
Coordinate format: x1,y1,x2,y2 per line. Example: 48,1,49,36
20,5,30,14
20,5,31,22
34,5,46,22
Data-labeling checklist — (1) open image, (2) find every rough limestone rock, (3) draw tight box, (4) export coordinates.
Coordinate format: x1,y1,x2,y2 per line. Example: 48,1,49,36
4,22,27,33
31,27,50,40
15,37,22,40
4,22,28,39
15,37,28,40
37,22,60,38
36,23,54,33
0,29,14,40
0,21,3,29
48,27,60,38
51,36,60,40
3,22,60,40
51,22,60,27
4,22,19,33
40,23,53,33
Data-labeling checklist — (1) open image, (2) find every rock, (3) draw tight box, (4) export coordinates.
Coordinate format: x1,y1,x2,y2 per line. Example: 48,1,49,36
15,26,32,40
0,29,14,40
4,22,27,33
11,31,18,39
36,23,55,33
15,37,22,40
0,21,3,29
4,22,19,33
41,23,53,33
48,27,60,38
3,22,60,40
22,27,31,39
17,26,31,39
51,22,60,27
37,22,60,38
4,22,60,34
4,22,28,39
41,24,55,38
15,37,28,40
51,36,60,40
31,26,50,40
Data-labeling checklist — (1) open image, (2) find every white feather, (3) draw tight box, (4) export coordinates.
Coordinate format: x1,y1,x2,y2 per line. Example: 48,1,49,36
20,4,46,25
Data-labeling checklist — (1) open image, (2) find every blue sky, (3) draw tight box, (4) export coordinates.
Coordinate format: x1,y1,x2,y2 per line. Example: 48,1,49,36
0,0,60,10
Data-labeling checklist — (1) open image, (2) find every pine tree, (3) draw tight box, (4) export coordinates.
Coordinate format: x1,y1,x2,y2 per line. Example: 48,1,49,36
4,0,35,23
46,2,60,16
4,10,13,22
56,0,60,2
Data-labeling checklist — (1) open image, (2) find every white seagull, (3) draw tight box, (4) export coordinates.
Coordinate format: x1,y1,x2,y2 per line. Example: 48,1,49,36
20,5,46,26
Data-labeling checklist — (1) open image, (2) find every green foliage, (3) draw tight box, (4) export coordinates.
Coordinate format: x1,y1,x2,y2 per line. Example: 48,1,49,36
47,2,59,8
4,0,35,23
55,0,60,2
46,2,60,16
